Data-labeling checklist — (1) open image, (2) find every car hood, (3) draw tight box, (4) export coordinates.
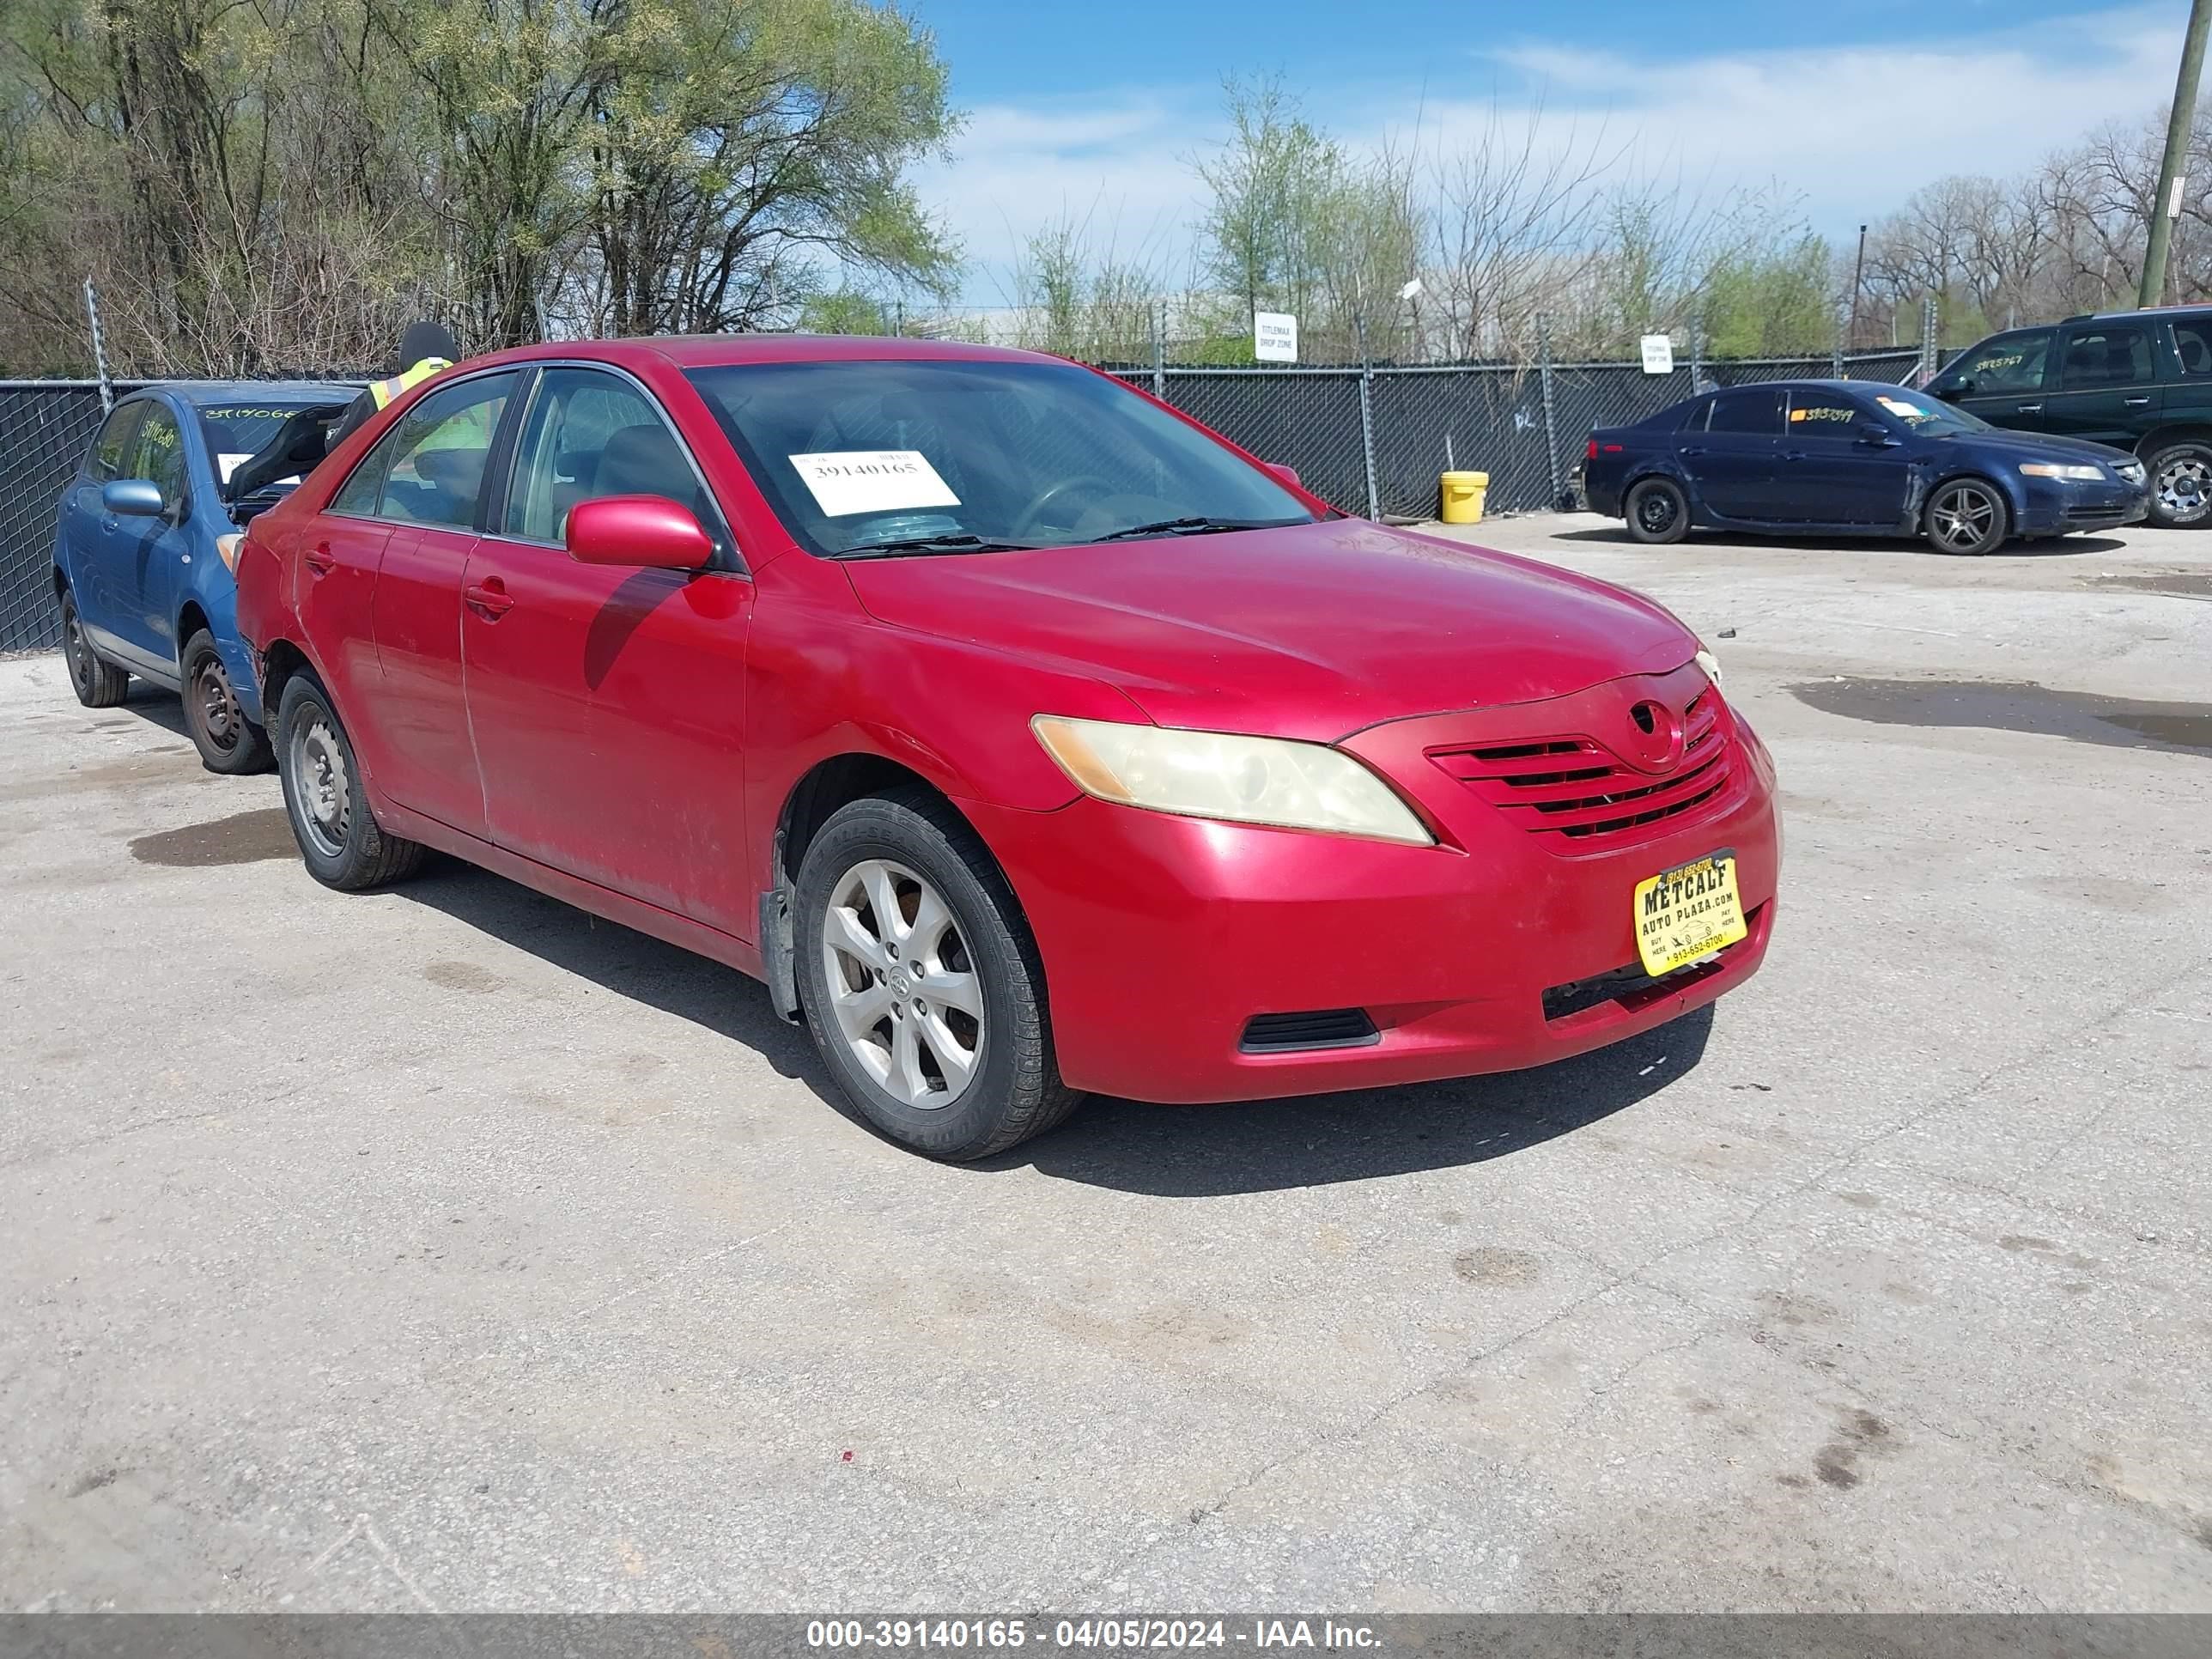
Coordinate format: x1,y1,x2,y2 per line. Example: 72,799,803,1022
844,520,1698,741
1938,428,2136,466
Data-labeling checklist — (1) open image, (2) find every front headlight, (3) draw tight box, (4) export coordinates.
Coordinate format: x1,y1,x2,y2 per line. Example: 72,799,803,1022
216,532,244,571
1694,646,1723,690
2019,462,2106,482
1030,715,1434,846
2117,459,2148,483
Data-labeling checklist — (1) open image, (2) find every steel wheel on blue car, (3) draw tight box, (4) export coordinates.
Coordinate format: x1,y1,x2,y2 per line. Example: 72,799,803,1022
180,629,271,775
1625,477,1689,545
2144,440,2212,528
1923,479,2008,556
793,787,1081,1161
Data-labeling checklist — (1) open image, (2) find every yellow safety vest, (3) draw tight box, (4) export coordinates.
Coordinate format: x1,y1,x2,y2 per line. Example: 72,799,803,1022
368,356,453,410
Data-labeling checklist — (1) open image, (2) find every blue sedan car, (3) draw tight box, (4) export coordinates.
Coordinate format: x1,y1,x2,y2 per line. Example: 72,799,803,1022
52,380,353,770
1582,380,2149,555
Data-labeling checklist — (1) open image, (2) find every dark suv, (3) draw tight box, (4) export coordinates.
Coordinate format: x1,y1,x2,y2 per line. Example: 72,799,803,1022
1926,308,2212,527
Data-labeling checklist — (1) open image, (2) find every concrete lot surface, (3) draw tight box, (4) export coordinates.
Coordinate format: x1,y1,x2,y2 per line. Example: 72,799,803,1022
2,514,2209,1612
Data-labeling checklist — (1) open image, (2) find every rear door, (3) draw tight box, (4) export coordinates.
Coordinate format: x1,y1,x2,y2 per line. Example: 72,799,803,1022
1774,386,1911,525
2045,321,2160,446
2160,316,2212,429
1680,387,1783,520
1929,328,2056,432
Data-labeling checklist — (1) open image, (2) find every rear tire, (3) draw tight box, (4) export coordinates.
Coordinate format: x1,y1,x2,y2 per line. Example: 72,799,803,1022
180,629,271,775
1624,477,1690,544
1923,477,2008,556
59,591,130,708
274,674,426,890
793,787,1082,1162
2142,439,2212,528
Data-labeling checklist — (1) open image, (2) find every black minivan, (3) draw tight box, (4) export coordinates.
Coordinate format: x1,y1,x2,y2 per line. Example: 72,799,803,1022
1926,307,2212,527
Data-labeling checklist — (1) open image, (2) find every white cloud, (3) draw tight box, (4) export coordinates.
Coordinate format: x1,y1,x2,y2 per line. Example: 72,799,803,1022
920,4,2185,302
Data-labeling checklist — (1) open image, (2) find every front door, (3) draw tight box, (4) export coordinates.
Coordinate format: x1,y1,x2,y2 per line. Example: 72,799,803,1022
1680,386,1783,520
330,368,519,837
64,401,143,653
1774,387,1911,525
461,364,756,938
105,398,194,670
2044,322,2160,446
1930,327,2056,434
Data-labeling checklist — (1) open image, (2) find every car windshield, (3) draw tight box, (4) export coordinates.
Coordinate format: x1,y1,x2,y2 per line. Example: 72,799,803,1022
684,358,1322,556
1868,389,1987,437
197,399,343,488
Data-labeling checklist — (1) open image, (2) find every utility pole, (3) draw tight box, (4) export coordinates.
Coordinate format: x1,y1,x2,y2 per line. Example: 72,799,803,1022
1846,224,1868,355
2141,0,2212,308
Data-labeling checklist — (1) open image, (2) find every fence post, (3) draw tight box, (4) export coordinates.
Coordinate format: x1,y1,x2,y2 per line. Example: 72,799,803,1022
1830,315,1844,380
1151,300,1166,398
1354,307,1381,521
1919,294,1940,382
1537,313,1562,508
83,278,112,413
1688,322,1705,394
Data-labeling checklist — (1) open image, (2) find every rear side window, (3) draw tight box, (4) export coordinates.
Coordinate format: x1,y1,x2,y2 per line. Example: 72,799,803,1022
1786,390,1863,433
331,373,517,529
1936,330,2051,397
88,404,143,483
1707,388,1782,436
2170,319,2212,378
2058,325,2153,390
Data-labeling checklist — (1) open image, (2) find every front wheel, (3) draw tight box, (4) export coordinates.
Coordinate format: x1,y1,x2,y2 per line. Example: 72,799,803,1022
1624,477,1690,544
1923,478,2008,556
2142,440,2212,527
274,674,426,890
180,630,271,775
793,788,1081,1161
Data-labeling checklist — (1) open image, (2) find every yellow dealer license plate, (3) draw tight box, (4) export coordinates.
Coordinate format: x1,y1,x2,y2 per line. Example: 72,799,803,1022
1633,848,1747,977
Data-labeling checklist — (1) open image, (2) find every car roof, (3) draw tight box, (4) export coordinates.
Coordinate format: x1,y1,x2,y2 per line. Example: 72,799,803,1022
460,333,1066,374
152,380,360,405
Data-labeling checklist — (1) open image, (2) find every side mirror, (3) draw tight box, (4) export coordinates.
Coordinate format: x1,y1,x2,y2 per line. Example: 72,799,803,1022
1267,462,1301,487
566,495,714,570
1937,380,1971,402
103,478,165,516
1856,427,1901,447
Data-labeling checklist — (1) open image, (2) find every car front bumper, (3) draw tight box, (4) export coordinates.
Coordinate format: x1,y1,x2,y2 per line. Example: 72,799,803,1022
964,676,1780,1104
2016,477,2148,535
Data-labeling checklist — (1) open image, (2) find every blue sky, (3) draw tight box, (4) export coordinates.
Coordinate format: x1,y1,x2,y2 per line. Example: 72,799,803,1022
905,0,2190,301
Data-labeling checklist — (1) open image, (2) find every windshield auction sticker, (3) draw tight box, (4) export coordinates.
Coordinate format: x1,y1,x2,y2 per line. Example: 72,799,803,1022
790,450,959,517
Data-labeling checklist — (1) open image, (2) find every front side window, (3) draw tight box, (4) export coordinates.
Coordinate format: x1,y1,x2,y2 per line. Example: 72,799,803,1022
503,368,717,544
125,404,189,507
1935,330,2052,397
333,372,516,529
1785,390,1865,434
684,358,1320,556
88,404,143,483
1706,388,1782,436
2058,325,2152,390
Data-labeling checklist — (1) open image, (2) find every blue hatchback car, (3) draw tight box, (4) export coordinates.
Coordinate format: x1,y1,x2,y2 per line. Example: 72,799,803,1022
1582,380,2151,555
52,381,354,770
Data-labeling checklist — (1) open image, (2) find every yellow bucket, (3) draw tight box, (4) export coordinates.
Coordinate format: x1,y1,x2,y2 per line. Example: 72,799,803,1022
1440,470,1489,525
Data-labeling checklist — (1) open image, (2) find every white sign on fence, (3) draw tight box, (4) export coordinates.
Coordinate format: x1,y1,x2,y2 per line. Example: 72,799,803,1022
1639,334,1675,375
1254,312,1299,363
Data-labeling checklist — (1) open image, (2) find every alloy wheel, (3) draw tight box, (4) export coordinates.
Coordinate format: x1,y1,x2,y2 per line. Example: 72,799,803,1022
291,716,351,859
1929,483,1996,552
2156,453,2212,524
818,857,984,1109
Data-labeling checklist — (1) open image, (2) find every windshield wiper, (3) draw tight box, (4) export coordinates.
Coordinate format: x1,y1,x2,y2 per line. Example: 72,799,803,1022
1087,515,1301,543
836,534,1044,559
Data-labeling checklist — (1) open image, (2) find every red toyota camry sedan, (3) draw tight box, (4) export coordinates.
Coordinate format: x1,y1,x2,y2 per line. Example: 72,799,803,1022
234,335,1778,1160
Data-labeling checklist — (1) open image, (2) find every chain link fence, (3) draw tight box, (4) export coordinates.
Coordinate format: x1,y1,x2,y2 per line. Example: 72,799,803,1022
0,343,1943,655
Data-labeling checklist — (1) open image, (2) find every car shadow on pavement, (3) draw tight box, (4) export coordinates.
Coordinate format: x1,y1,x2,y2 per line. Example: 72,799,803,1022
114,684,192,740
1550,526,2128,557
389,859,1714,1189
988,1004,1715,1197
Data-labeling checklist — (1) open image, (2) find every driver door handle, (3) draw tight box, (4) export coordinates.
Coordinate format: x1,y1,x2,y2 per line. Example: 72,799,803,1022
2124,396,2153,406
1680,445,1709,458
303,544,337,576
465,578,514,618
2016,403,2044,414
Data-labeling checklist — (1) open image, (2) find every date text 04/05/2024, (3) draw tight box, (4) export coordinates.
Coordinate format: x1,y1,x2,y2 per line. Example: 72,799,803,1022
805,1619,1382,1650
